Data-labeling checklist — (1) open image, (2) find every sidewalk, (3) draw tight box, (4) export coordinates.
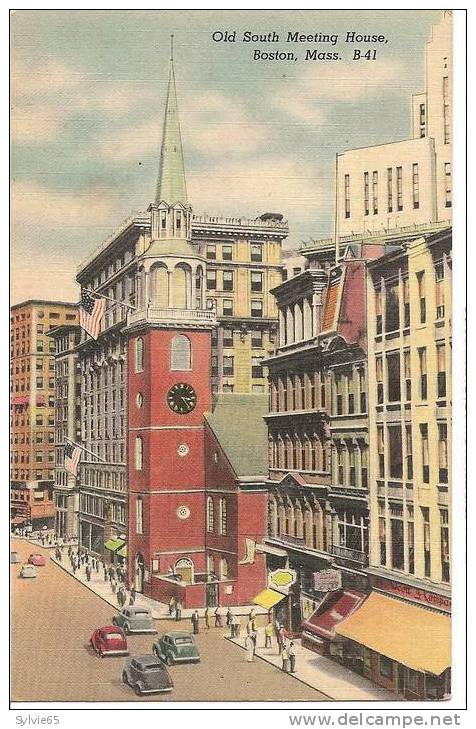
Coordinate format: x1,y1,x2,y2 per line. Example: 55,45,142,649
226,634,395,701
50,553,267,621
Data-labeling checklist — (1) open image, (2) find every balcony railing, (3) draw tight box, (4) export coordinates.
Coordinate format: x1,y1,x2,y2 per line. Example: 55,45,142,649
128,306,216,327
331,544,368,566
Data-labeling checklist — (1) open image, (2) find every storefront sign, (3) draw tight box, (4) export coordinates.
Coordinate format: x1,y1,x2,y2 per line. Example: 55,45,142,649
268,568,297,595
373,577,451,613
314,569,342,592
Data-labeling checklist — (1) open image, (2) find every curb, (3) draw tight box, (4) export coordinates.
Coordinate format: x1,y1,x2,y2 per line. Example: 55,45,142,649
224,636,333,701
50,556,127,616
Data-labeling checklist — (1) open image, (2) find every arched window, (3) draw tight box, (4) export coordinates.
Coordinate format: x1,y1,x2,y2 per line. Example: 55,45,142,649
220,558,228,579
220,498,228,535
135,436,143,470
207,554,215,576
171,334,191,371
206,496,214,532
135,337,144,373
136,497,143,534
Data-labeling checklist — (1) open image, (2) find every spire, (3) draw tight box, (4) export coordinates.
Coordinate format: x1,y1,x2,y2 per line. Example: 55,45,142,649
155,35,188,207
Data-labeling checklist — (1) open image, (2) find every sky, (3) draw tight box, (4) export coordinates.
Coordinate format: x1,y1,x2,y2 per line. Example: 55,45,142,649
11,9,442,304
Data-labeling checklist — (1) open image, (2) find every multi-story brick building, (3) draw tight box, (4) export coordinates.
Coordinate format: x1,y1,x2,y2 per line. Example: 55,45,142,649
48,324,82,539
10,299,77,529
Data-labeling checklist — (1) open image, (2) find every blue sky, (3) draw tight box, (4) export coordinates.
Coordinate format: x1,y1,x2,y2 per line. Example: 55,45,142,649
11,9,442,303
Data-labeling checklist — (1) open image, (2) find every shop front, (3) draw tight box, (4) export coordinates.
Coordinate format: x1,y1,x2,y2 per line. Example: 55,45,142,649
301,588,366,656
335,591,451,700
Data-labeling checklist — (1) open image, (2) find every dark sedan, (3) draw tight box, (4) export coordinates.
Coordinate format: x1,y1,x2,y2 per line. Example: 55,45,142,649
122,655,174,695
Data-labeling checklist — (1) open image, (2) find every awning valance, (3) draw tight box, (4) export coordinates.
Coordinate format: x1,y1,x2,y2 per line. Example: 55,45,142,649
335,592,451,675
303,590,365,639
253,588,286,610
116,544,128,558
104,538,125,552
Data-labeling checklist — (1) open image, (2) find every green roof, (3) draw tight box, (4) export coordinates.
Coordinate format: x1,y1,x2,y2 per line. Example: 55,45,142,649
204,394,269,479
155,59,188,206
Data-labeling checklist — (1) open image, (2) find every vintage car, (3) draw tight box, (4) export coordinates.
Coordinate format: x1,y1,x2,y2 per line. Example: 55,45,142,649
112,606,157,634
20,564,37,578
28,553,46,566
122,655,173,695
90,625,129,657
10,551,21,564
153,631,200,665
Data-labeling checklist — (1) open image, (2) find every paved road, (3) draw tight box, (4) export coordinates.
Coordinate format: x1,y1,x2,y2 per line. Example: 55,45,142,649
11,539,328,702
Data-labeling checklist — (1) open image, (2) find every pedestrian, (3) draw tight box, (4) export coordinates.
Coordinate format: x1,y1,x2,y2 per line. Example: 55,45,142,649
103,566,108,582
72,559,77,575
281,644,290,673
86,564,92,581
289,641,296,673
276,623,284,654
174,599,182,621
111,578,117,594
214,606,222,628
108,565,114,581
191,609,200,635
117,587,123,607
230,613,239,638
245,635,255,662
129,588,136,606
204,607,210,630
265,620,274,649
68,546,72,559
235,616,242,638
168,596,176,617
226,608,233,627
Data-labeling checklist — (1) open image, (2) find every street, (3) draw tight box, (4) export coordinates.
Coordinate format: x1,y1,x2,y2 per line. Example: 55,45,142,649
10,539,328,702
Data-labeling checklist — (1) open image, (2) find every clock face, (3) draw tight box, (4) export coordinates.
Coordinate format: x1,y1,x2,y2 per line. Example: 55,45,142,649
167,382,197,414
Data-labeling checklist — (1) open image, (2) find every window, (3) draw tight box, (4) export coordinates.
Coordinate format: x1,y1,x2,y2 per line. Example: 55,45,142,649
251,243,262,262
135,338,144,373
376,357,384,405
207,270,217,291
364,172,369,216
375,289,383,335
372,170,378,214
407,506,415,574
406,425,413,480
412,163,419,209
221,558,229,579
438,423,448,484
435,262,445,319
379,507,386,566
440,509,450,582
418,347,427,400
419,102,426,137
206,245,216,260
171,334,191,371
387,168,393,212
385,281,400,332
437,344,446,399
223,271,234,291
252,357,264,378
422,507,431,577
251,271,263,292
403,278,410,328
396,166,403,211
417,271,426,323
251,330,263,349
135,436,143,470
379,656,393,679
222,299,233,316
390,503,404,570
206,298,217,311
136,497,143,534
387,352,401,402
251,300,263,318
223,328,233,348
223,356,234,376
222,245,233,261
344,174,350,218
220,498,227,535
388,426,403,479
420,424,429,483
404,350,411,401
335,375,343,415
443,76,450,144
206,497,214,532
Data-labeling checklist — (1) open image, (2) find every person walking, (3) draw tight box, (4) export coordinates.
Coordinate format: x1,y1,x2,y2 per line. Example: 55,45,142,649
168,596,176,617
129,588,136,606
276,623,285,654
226,608,233,627
214,607,222,628
289,641,296,673
103,565,108,582
281,644,290,673
204,607,210,630
175,600,182,621
111,578,117,595
191,609,200,635
265,620,274,649
95,558,100,573
85,564,92,582
229,613,237,638
245,634,255,662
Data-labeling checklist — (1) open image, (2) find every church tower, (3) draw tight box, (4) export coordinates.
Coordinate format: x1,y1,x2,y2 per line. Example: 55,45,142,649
126,40,216,601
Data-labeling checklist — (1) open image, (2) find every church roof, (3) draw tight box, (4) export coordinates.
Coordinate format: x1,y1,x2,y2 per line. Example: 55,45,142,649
155,52,188,207
204,394,269,479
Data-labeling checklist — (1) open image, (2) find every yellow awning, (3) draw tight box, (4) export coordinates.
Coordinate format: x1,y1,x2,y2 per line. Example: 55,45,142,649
335,592,451,675
104,538,125,552
253,588,286,610
117,544,128,558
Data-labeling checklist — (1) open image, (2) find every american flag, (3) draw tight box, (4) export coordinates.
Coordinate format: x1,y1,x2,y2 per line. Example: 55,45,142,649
64,441,82,476
79,291,106,340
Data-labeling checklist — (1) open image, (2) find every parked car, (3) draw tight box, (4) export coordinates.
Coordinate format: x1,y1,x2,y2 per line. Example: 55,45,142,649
90,625,129,657
112,606,157,634
153,632,200,665
20,564,37,578
28,554,46,566
10,551,21,564
122,655,173,695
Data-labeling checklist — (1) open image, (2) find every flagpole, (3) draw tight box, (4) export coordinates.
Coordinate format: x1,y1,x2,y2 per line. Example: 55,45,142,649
82,289,137,311
64,437,109,464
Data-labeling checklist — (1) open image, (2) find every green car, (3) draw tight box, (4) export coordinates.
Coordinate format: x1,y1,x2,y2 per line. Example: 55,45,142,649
152,631,200,665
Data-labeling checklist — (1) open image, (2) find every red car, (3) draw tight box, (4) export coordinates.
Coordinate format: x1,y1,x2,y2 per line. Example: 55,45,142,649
90,625,129,658
28,554,46,566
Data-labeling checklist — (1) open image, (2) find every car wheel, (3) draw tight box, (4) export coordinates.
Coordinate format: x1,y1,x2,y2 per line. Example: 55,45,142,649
134,683,143,696
124,624,130,635
122,671,129,686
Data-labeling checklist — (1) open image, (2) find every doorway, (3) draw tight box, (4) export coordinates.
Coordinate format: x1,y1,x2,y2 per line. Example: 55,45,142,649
397,664,405,695
206,582,218,607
